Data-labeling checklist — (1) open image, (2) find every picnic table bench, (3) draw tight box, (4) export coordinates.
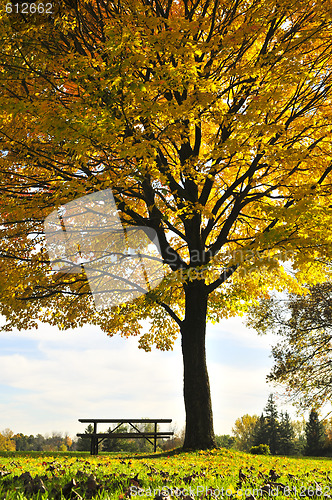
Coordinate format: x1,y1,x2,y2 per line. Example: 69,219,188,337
77,418,173,454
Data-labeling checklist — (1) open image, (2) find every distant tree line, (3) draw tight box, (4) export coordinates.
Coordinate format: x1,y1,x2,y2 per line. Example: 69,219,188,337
232,394,332,456
0,424,235,453
0,431,73,452
1,395,330,456
0,424,183,453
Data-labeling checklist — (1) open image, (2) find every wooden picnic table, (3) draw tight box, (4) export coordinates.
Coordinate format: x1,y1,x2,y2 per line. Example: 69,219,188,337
77,418,173,454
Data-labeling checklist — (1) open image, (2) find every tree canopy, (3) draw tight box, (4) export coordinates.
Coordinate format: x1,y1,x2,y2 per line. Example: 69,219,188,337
1,0,332,448
232,414,258,452
247,281,332,411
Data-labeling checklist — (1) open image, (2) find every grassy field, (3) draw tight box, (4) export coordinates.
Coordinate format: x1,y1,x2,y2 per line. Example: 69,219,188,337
0,448,331,499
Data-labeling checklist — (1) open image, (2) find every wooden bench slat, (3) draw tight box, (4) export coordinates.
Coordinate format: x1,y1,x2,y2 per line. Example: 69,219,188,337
78,419,172,423
77,432,173,438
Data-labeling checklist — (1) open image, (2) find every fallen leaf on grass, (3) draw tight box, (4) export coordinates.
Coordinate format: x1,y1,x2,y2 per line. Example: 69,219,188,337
62,478,77,498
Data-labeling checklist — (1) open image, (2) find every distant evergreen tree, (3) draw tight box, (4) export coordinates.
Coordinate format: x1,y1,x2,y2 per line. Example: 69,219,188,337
264,394,280,454
253,394,296,455
253,414,269,447
250,395,300,455
305,409,326,456
76,424,94,452
102,426,118,452
279,411,295,455
13,433,29,451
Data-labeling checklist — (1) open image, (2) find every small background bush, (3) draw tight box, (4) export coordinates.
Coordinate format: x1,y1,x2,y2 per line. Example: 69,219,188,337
250,444,270,455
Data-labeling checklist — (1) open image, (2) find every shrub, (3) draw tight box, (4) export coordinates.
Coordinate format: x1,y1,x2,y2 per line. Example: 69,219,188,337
250,444,270,455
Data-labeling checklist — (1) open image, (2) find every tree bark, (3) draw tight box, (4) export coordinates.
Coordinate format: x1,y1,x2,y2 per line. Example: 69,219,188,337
181,280,216,449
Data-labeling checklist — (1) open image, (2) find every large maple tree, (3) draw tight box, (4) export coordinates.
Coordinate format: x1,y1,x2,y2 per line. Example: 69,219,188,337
1,0,332,449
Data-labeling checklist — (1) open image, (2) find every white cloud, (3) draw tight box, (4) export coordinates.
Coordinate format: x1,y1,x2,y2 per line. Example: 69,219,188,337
0,317,293,439
0,323,184,436
208,315,276,350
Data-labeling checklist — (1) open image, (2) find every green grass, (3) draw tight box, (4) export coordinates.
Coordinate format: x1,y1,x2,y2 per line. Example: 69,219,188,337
0,448,331,499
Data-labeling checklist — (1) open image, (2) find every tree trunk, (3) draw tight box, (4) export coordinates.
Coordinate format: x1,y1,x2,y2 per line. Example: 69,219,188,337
181,280,216,449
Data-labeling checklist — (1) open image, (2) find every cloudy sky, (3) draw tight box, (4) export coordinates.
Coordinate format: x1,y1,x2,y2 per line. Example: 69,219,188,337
0,313,306,440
